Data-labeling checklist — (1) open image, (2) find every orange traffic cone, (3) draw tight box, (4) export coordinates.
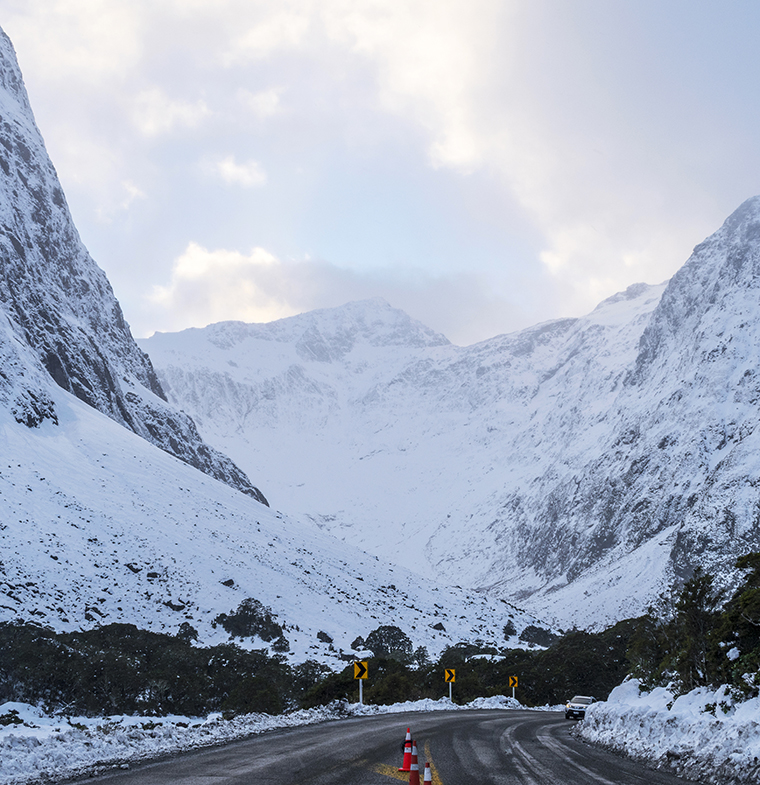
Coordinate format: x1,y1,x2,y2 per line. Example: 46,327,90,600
423,762,432,783
398,728,412,771
399,733,412,771
399,728,412,771
408,741,420,785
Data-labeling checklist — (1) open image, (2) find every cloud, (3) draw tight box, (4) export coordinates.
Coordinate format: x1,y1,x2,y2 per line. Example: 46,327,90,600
131,87,211,136
221,6,311,65
204,155,267,187
309,0,726,309
149,243,293,329
120,180,146,208
145,241,524,345
95,179,147,223
4,1,753,342
321,0,507,173
238,87,282,119
1,0,143,85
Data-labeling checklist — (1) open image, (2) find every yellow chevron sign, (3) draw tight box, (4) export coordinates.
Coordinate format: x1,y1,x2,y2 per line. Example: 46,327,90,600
509,675,518,688
354,661,368,679
444,668,456,682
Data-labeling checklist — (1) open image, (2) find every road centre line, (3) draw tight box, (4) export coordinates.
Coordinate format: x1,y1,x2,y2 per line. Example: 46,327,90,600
423,742,443,785
371,763,411,782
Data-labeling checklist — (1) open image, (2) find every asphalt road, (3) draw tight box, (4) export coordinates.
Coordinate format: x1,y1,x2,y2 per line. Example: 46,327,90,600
70,709,702,785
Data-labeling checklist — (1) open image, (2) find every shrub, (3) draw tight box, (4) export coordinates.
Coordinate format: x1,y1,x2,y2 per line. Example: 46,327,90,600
177,622,198,642
213,598,283,642
271,635,290,653
364,626,413,662
518,625,558,647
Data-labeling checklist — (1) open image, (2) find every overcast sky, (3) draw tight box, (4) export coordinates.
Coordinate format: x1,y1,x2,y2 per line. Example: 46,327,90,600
2,1,759,345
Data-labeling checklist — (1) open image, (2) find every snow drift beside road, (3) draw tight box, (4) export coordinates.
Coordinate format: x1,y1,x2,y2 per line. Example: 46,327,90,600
578,678,760,784
0,696,523,784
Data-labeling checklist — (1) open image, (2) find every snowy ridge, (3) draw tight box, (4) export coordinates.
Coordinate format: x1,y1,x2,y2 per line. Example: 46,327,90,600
143,201,760,628
200,297,450,354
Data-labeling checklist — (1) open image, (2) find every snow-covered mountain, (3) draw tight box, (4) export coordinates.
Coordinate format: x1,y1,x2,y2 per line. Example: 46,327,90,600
0,25,545,659
0,29,265,504
142,199,760,628
0,390,545,661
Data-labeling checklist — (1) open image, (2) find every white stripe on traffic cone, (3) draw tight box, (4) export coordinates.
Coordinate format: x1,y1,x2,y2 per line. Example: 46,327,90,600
408,741,420,785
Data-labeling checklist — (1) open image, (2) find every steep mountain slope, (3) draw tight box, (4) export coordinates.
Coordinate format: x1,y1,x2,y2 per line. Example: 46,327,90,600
0,28,265,503
143,202,760,627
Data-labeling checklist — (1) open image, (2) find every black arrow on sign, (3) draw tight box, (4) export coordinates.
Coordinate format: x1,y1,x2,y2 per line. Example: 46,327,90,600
354,661,368,679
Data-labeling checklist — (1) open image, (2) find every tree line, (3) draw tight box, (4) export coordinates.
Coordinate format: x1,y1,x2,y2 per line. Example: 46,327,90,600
2,553,758,719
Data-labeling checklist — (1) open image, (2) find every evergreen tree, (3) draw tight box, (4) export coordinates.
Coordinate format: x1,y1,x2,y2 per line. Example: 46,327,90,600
713,552,760,693
673,567,722,691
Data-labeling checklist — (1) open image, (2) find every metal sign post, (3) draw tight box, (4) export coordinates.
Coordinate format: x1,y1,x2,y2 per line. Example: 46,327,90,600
444,668,456,702
354,661,368,704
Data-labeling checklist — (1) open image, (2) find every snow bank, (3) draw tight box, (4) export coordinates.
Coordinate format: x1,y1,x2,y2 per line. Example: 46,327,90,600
577,678,760,784
0,696,523,784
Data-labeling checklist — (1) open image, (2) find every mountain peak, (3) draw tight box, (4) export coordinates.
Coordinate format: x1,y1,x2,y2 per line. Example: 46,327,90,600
189,299,450,358
0,29,32,114
593,282,657,310
632,193,760,379
292,297,451,351
719,193,760,234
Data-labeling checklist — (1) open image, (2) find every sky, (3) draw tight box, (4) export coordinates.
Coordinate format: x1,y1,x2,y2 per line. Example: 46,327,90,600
1,0,760,346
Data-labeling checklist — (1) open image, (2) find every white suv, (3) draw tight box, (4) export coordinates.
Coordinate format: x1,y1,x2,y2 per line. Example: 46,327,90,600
565,695,595,720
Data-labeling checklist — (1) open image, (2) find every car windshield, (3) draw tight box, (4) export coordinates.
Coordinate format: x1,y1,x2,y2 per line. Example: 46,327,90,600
570,696,592,704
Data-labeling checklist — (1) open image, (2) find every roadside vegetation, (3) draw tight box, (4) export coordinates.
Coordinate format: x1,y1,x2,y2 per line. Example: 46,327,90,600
2,553,758,718
627,551,760,698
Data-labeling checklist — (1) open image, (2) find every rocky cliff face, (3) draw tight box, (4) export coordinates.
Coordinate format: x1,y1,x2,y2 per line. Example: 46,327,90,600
0,28,266,504
142,199,760,626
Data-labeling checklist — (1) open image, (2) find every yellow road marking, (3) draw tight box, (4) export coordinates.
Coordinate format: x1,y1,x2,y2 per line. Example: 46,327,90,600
371,763,412,781
424,742,443,785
